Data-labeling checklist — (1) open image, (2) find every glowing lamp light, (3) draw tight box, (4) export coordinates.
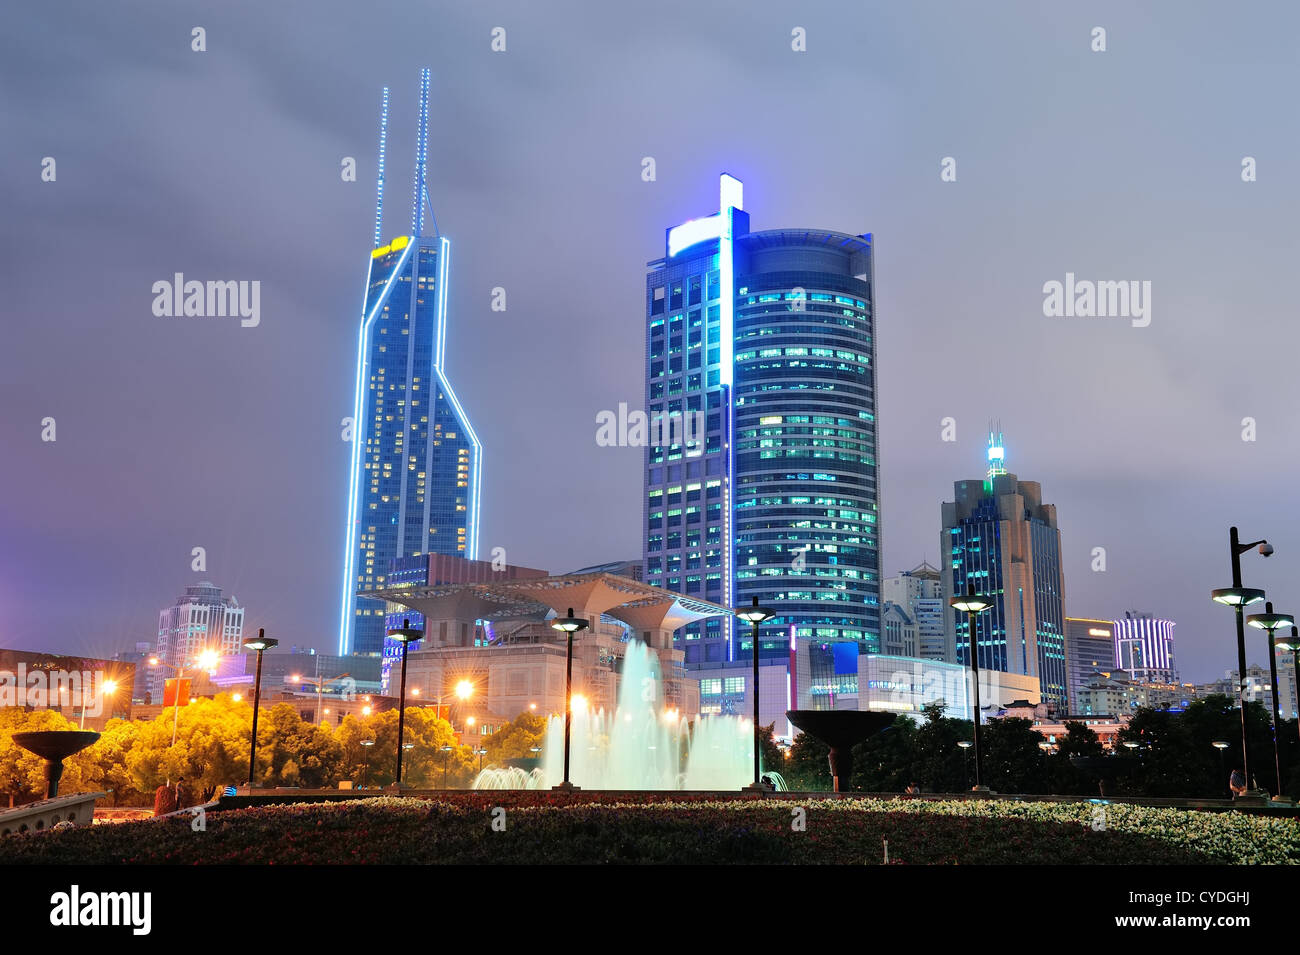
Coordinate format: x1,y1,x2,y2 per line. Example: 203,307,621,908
455,680,474,700
1211,587,1265,608
196,649,219,671
232,693,242,703
949,591,994,614
551,608,590,634
102,680,118,696
1247,610,1294,632
570,694,588,714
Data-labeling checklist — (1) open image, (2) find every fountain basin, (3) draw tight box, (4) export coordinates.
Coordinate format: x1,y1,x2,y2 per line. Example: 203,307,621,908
11,731,100,799
786,710,896,793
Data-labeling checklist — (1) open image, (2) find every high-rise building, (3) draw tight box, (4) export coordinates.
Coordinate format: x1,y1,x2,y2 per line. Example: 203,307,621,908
1064,617,1115,710
1113,611,1176,683
882,561,947,661
641,174,879,671
154,581,244,701
940,433,1068,705
338,71,482,656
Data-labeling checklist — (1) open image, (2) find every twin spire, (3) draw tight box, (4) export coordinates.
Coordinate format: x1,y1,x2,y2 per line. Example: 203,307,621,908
373,68,434,248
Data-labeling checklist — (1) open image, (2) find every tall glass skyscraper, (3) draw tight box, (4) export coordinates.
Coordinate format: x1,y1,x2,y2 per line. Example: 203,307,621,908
642,174,879,670
338,70,482,657
940,434,1068,705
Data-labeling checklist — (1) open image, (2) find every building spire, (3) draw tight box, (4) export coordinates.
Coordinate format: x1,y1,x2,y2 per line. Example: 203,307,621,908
411,68,431,237
986,420,1007,480
373,87,389,247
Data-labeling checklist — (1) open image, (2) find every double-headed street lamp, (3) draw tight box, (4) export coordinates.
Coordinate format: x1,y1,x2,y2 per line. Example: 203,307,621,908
1247,601,1293,796
734,596,775,793
550,608,589,791
242,629,279,789
949,582,994,791
387,618,424,790
1210,526,1271,795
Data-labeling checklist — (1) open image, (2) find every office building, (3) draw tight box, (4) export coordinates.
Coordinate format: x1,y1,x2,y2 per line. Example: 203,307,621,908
883,561,947,660
154,581,244,701
940,432,1068,705
1064,617,1115,711
642,174,879,674
338,70,482,656
1113,611,1177,683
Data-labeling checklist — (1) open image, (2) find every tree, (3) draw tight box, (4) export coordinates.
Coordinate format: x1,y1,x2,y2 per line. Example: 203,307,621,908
482,712,547,764
980,717,1049,793
1056,721,1104,759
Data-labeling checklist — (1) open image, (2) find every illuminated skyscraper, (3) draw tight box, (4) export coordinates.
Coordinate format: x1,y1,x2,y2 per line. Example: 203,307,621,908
338,70,482,656
642,174,879,671
940,433,1069,705
154,581,244,702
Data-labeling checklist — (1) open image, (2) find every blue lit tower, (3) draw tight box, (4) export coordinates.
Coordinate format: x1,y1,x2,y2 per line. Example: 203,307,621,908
338,70,482,657
939,431,1068,705
642,175,879,669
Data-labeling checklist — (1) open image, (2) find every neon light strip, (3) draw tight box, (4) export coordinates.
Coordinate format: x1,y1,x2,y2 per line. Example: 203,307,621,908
412,69,430,236
374,88,389,248
338,239,415,656
432,237,483,560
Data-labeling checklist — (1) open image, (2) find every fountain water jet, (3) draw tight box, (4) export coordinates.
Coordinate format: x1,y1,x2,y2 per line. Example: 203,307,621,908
472,641,756,790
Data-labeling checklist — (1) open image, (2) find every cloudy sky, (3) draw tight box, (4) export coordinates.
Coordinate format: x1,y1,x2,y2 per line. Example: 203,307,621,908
3,0,1299,682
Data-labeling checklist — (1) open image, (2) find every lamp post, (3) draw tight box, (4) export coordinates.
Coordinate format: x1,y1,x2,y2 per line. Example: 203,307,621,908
949,582,994,791
1247,602,1293,797
150,648,220,749
241,630,278,789
359,739,375,788
734,595,775,793
402,743,415,784
440,743,453,788
387,618,423,789
1212,740,1230,797
476,747,488,773
293,672,351,725
1277,628,1300,751
957,740,973,791
1211,526,1271,795
550,608,590,791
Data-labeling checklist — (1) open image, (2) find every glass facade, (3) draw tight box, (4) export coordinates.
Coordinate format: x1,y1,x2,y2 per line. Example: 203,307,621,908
338,75,481,657
642,176,879,669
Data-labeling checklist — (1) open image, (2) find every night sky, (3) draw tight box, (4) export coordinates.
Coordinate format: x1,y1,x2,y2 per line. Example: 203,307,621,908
4,1,1299,682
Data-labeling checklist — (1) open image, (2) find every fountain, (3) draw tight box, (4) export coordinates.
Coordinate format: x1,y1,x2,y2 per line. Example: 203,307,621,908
472,640,758,790
12,731,101,799
785,710,896,792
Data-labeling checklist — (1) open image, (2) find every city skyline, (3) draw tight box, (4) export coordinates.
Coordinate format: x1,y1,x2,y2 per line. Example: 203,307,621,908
5,1,1300,686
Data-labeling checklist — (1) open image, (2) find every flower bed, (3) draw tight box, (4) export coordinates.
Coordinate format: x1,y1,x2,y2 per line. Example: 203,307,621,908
1,796,1296,865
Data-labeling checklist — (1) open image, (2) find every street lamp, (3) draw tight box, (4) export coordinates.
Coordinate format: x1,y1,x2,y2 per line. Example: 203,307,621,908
242,629,278,790
949,582,994,791
80,678,118,730
957,740,973,791
476,747,488,773
1247,601,1294,796
150,648,221,749
1211,525,1271,795
550,607,590,791
1212,740,1231,797
296,672,352,725
359,738,375,788
402,742,415,785
387,618,424,789
1276,627,1300,754
734,596,775,793
440,743,453,788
